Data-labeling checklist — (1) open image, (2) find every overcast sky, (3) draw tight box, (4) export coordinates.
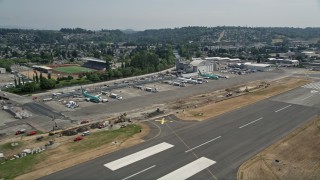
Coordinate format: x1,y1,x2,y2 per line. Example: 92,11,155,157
0,0,319,30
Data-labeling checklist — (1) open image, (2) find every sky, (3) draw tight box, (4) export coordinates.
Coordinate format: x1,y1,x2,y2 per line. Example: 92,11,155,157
0,0,319,30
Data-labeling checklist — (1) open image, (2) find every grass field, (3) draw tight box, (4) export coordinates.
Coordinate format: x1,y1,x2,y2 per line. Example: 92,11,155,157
54,66,96,74
68,124,141,152
0,124,142,179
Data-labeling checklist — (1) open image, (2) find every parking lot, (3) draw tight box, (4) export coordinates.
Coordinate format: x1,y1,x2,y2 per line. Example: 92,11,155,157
37,70,252,114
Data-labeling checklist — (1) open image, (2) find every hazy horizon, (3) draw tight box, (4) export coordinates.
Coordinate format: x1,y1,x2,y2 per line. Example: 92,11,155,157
0,0,320,31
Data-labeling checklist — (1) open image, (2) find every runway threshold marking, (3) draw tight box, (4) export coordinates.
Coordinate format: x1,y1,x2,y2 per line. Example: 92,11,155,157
185,136,222,153
239,117,263,129
157,157,216,180
122,165,156,180
301,94,314,101
104,142,174,171
275,105,292,113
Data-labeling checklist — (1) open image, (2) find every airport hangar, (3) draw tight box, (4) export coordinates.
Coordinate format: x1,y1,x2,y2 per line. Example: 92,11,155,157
175,58,224,74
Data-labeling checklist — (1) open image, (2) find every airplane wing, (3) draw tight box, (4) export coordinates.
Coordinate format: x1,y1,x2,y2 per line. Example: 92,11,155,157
95,93,102,98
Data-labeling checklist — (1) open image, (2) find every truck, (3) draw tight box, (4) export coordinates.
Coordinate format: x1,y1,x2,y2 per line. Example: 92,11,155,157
145,87,153,92
110,93,118,99
15,129,26,135
101,99,109,103
110,93,122,100
43,98,53,102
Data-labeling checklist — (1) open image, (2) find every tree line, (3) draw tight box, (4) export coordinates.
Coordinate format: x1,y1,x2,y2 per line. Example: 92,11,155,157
4,46,176,94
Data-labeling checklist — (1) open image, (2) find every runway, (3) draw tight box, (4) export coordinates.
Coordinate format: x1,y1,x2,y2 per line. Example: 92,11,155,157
41,85,319,180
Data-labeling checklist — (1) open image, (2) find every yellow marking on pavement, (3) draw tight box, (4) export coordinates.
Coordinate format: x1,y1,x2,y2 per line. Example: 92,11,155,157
155,118,173,125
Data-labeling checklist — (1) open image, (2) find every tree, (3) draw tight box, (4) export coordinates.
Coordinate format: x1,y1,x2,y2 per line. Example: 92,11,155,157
18,77,21,86
22,82,37,92
35,72,39,83
40,77,56,90
105,55,112,70
72,50,78,58
89,73,100,82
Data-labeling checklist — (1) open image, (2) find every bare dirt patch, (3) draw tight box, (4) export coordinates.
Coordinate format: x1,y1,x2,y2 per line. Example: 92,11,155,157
174,77,312,121
13,122,150,180
238,118,320,180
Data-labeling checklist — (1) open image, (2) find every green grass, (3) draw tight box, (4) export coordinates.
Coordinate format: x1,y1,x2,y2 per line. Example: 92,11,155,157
0,141,23,151
54,66,96,74
0,124,142,179
69,124,142,152
55,78,89,88
0,153,44,180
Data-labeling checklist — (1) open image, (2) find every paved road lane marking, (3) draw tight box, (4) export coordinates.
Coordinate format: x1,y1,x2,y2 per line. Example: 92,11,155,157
104,142,174,171
185,136,222,153
301,94,314,101
275,105,292,113
157,157,216,180
122,165,156,180
239,117,263,129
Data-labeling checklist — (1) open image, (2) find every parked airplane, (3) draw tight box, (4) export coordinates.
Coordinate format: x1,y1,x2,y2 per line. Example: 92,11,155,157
198,70,219,80
81,86,101,103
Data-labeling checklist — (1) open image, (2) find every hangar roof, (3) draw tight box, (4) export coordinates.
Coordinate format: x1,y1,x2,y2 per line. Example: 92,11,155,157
190,60,205,66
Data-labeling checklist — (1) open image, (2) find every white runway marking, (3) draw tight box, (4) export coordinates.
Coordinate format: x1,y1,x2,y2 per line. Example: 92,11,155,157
239,117,263,129
157,157,216,180
302,82,320,90
122,165,156,180
104,142,174,171
301,94,314,101
185,136,222,153
275,105,292,113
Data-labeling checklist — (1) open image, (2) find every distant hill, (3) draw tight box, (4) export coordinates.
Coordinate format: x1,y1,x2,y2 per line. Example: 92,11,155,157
1,26,320,46
121,29,138,34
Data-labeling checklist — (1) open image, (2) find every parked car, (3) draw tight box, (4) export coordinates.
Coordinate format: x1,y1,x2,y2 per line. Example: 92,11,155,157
36,136,44,141
98,123,105,129
80,120,89,124
15,129,26,135
74,136,83,141
82,131,90,136
27,131,37,136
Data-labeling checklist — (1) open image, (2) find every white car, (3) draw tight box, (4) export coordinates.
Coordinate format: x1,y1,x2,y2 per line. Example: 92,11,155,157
82,131,90,136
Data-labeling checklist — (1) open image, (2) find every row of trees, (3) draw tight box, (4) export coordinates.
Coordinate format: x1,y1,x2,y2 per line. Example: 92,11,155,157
84,46,175,83
5,46,176,94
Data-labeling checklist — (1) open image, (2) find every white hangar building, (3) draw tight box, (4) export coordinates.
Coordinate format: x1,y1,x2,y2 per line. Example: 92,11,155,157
176,59,215,73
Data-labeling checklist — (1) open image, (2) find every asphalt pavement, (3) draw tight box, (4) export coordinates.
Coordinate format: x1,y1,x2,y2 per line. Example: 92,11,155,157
41,86,319,180
65,70,291,119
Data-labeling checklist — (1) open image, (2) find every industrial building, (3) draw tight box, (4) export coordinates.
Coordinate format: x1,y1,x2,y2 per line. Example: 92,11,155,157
0,68,6,74
243,63,275,72
176,56,243,74
176,59,215,73
267,58,299,67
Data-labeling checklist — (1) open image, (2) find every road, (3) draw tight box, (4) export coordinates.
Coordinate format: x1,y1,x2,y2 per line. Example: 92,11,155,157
41,84,320,180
